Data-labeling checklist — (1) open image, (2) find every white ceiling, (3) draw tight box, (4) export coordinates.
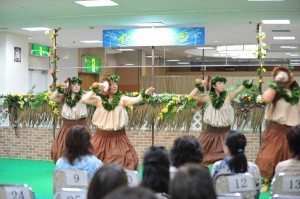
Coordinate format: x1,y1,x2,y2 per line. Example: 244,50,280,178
0,0,299,61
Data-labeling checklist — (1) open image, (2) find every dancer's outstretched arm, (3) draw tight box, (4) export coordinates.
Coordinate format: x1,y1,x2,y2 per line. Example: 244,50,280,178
121,87,155,106
227,77,255,101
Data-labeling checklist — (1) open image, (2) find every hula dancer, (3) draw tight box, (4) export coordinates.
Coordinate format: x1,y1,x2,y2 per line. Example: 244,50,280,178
50,77,89,163
190,75,255,165
82,75,155,170
256,66,300,192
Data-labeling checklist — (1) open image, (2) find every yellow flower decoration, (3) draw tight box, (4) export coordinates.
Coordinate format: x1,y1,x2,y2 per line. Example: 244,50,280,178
127,105,134,110
162,107,168,113
48,100,56,107
53,108,60,115
262,68,266,72
18,101,24,109
259,79,263,83
185,95,192,101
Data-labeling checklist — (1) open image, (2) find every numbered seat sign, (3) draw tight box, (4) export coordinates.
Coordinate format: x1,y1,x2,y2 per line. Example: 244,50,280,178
282,176,300,192
60,190,87,199
65,170,88,186
125,170,140,187
5,186,31,199
227,175,254,192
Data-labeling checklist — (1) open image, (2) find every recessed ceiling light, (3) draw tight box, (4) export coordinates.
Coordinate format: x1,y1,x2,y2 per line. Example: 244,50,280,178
75,0,118,7
22,27,51,31
196,47,215,50
135,22,166,27
273,36,295,40
80,40,102,43
280,46,298,49
166,59,180,62
116,48,135,51
262,20,290,24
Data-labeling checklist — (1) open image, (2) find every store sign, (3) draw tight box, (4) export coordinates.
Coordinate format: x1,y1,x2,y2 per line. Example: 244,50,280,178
103,27,205,47
85,56,101,73
31,44,50,57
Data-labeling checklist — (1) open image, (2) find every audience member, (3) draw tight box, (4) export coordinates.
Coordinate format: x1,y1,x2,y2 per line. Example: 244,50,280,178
104,186,157,199
211,130,260,198
169,163,216,199
55,125,103,180
87,163,128,199
274,125,300,176
141,146,170,197
170,135,203,175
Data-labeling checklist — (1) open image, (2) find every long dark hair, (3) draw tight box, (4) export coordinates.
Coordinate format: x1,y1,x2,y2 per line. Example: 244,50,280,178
171,135,203,168
88,163,128,199
141,146,170,194
226,130,248,173
287,125,300,160
62,125,93,165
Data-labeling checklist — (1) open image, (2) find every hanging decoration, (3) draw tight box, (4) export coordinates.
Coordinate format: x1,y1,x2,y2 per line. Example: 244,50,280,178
255,23,267,87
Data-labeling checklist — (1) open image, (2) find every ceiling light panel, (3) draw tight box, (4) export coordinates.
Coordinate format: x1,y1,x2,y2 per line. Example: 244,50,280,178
262,20,290,24
75,0,118,7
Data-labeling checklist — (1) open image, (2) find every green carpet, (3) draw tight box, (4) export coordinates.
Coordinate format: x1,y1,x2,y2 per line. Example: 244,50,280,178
0,158,270,199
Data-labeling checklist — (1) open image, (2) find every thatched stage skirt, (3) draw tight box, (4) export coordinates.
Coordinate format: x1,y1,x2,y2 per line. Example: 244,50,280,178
91,128,139,170
51,118,89,163
256,121,292,180
199,124,230,165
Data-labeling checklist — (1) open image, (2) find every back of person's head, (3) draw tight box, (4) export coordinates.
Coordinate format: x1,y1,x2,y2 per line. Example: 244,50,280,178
287,125,300,160
87,163,128,199
104,186,157,199
63,125,92,164
141,146,170,194
169,163,216,199
171,135,203,168
225,130,248,173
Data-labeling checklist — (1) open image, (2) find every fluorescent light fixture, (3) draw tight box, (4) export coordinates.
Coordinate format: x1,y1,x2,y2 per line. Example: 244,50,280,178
135,22,165,27
116,48,135,51
145,55,160,58
286,53,291,55
177,62,190,65
166,59,180,62
80,40,102,43
75,0,118,7
262,20,290,24
248,0,284,1
196,47,215,50
290,54,299,57
213,40,219,43
22,27,51,31
126,63,135,66
280,46,298,49
273,36,295,40
290,60,300,62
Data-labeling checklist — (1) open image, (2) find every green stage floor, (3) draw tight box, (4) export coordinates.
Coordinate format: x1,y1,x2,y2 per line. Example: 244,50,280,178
0,158,270,199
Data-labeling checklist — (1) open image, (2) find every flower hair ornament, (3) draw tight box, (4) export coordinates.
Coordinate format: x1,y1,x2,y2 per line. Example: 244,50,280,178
211,76,227,85
70,77,83,85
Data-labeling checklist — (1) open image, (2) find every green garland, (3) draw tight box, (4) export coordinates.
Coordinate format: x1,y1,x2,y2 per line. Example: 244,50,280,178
108,75,120,83
269,81,299,105
71,77,83,85
242,80,252,89
65,89,83,108
139,88,150,99
57,87,65,94
210,91,227,109
211,76,227,85
195,84,205,93
90,86,123,111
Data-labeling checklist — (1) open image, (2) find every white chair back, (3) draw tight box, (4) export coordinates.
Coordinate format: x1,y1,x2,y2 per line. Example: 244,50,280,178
53,169,89,194
217,193,244,199
0,184,35,199
215,173,256,199
54,188,87,199
125,169,140,187
271,172,300,197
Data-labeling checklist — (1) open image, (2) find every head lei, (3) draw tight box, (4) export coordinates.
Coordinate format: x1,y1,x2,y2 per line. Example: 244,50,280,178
100,75,120,83
70,77,83,85
211,76,227,85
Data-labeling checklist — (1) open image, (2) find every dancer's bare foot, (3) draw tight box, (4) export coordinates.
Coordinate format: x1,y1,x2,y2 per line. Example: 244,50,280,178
260,178,270,192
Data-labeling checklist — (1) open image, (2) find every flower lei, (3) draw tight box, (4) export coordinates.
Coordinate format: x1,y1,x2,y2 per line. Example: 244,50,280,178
210,91,227,109
269,81,299,105
71,77,83,85
90,86,122,111
65,89,83,108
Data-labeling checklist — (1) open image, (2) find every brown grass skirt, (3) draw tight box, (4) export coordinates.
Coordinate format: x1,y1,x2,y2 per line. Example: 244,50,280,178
256,122,292,180
198,125,230,165
51,118,89,163
91,128,139,170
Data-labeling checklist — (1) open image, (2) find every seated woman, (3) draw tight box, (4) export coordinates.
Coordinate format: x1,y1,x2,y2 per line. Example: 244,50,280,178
55,125,103,181
211,130,260,199
274,125,300,176
169,163,216,199
170,135,203,177
141,146,170,198
88,163,128,199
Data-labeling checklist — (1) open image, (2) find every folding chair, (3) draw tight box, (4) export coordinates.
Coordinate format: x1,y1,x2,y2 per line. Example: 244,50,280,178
270,172,300,198
54,188,87,199
217,193,244,199
125,169,140,187
53,169,89,194
215,173,256,199
0,184,35,199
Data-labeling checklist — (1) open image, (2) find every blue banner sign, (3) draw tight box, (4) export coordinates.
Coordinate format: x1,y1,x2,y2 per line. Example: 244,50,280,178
103,27,205,47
